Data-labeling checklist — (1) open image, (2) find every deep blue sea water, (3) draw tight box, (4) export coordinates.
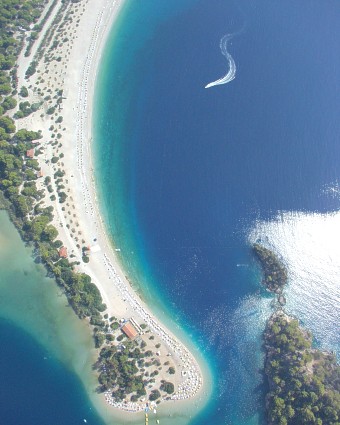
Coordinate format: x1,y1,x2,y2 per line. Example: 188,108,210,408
0,212,105,425
95,1,340,424
1,1,339,424
0,319,104,425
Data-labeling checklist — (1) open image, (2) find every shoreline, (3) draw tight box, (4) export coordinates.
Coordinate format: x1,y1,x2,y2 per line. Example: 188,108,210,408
73,0,209,411
15,0,211,419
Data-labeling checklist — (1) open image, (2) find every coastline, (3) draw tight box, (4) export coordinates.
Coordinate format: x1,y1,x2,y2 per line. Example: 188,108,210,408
15,0,211,421
3,2,339,424
0,211,105,424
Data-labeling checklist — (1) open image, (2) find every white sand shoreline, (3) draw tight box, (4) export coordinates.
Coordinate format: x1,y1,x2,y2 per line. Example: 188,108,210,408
15,0,211,418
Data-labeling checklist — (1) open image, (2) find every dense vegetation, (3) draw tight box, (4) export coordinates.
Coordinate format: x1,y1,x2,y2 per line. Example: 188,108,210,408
253,243,288,293
97,342,147,401
0,0,47,221
95,333,175,403
253,244,339,424
0,0,47,86
264,313,340,425
0,132,107,322
0,0,177,407
0,0,183,408
24,0,59,57
0,0,106,326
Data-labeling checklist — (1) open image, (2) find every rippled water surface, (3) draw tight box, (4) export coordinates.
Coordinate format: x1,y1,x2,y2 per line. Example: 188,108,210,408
250,211,340,354
0,0,339,424
95,1,340,424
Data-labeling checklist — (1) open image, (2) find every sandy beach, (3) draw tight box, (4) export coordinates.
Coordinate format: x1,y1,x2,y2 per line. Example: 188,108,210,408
15,0,209,416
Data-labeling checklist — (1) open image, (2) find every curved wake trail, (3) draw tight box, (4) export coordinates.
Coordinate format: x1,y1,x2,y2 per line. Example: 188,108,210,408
205,34,236,89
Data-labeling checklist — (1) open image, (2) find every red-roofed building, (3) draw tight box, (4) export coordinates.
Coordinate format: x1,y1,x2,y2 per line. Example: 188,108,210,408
121,321,139,340
59,246,68,258
26,149,34,158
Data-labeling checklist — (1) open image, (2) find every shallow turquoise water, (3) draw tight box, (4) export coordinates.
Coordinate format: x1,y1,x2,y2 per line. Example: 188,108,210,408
94,1,340,424
0,1,339,424
0,211,105,425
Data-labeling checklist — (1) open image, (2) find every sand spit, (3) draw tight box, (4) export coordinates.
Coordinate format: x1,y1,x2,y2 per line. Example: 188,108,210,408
15,0,204,413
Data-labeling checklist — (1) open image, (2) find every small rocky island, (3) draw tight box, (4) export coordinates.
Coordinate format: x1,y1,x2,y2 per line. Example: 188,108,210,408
253,243,287,294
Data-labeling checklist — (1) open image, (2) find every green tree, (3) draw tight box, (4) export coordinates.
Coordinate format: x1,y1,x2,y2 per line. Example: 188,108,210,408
0,83,11,95
0,116,15,133
41,225,58,242
160,381,174,394
19,86,29,97
149,389,161,401
2,96,17,111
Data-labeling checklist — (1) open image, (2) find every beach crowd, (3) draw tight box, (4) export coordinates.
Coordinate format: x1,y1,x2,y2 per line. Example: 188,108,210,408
71,0,203,411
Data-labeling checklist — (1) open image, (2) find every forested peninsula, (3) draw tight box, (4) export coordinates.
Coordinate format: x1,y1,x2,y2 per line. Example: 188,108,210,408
0,0,106,333
265,313,340,425
0,0,198,410
254,243,340,425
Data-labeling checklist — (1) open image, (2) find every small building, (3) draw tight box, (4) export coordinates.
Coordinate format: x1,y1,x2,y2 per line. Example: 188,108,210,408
58,246,68,258
26,149,34,158
121,321,139,340
37,169,43,178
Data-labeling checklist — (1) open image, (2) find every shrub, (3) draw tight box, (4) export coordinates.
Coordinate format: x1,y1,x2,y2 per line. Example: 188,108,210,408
2,96,17,111
47,106,55,115
54,169,65,178
160,381,174,394
53,240,63,248
149,390,161,401
19,86,29,97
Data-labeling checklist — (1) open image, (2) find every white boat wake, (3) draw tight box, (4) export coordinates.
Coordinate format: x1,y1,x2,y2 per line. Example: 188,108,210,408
205,34,236,89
